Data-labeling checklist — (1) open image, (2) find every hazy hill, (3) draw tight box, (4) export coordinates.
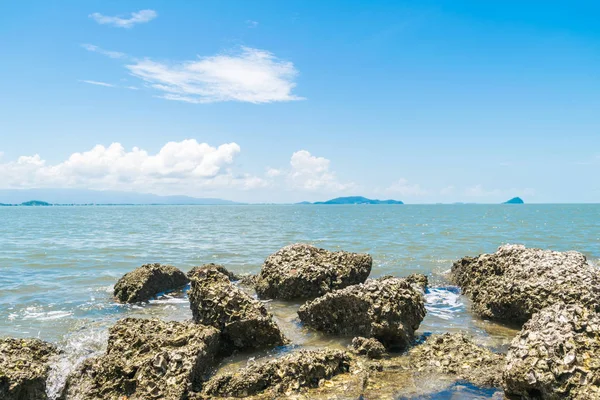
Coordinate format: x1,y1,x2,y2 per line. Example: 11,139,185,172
305,196,404,205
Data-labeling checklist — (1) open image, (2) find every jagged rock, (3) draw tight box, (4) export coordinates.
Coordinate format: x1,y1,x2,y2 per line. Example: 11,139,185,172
202,349,351,398
451,244,600,324
503,303,600,399
188,264,238,281
298,277,426,350
255,244,372,300
188,269,287,353
377,273,428,291
113,263,189,303
350,337,387,359
409,333,505,387
61,318,220,400
0,338,57,400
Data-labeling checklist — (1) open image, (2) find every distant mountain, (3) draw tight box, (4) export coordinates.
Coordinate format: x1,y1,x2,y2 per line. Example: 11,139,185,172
503,197,524,204
308,196,404,205
0,189,239,205
21,200,51,206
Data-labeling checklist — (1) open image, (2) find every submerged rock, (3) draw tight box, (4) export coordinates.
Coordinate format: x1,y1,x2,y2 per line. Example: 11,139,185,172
188,269,287,353
188,263,238,281
503,303,600,399
202,349,351,398
409,333,505,387
298,277,426,350
350,337,387,359
61,318,220,400
0,338,57,400
113,263,189,303
451,244,600,324
255,243,372,300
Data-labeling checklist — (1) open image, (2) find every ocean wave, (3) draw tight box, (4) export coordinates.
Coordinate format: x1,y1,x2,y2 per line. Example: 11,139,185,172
10,306,73,321
424,286,465,321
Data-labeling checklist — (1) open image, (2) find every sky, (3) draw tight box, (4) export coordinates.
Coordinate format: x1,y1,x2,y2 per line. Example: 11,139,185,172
0,0,599,203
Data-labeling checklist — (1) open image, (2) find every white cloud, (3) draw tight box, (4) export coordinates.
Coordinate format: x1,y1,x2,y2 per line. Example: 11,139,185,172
440,185,455,195
465,185,535,198
266,168,282,177
247,20,259,28
126,47,303,104
385,178,428,196
125,86,140,90
287,150,353,191
89,9,157,28
79,80,116,88
0,140,265,194
81,44,125,59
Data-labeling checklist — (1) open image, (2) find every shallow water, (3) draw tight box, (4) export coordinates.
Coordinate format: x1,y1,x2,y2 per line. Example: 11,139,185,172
1,204,599,398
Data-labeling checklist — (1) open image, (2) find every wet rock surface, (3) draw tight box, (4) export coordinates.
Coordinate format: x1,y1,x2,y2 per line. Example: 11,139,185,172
255,244,372,300
188,263,238,281
61,318,220,400
409,333,505,387
188,269,287,354
451,244,600,324
114,263,189,303
0,338,58,400
350,337,387,359
202,349,351,398
503,303,600,399
298,277,426,350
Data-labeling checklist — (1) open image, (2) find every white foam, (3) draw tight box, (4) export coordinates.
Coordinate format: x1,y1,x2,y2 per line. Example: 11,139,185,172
425,287,464,321
16,307,73,321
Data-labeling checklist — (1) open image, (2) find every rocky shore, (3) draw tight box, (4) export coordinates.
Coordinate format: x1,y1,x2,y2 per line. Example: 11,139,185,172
1,243,599,399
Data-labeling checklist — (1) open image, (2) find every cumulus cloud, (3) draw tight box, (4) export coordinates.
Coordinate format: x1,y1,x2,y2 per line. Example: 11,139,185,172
79,80,116,88
0,140,265,194
81,44,126,59
385,178,428,196
266,168,282,177
287,150,354,191
89,9,157,28
126,47,303,104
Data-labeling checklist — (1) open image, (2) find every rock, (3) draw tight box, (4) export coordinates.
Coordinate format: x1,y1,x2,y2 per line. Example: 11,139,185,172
255,244,372,300
114,263,189,303
503,303,600,399
61,318,220,400
0,338,58,400
350,337,387,359
409,333,505,387
451,244,600,324
377,273,428,291
187,264,238,281
202,349,351,398
188,269,287,354
298,277,426,350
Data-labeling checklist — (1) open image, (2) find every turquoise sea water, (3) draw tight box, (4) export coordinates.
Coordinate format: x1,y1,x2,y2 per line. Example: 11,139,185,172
1,204,599,398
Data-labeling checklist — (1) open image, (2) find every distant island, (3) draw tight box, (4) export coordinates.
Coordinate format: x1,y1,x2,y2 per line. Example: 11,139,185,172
0,200,52,207
301,196,404,205
503,197,524,204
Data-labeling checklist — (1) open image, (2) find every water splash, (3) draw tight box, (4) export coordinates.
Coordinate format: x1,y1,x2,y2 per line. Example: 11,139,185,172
424,286,465,321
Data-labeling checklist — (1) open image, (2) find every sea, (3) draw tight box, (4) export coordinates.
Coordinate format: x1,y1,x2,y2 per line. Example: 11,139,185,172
1,204,599,399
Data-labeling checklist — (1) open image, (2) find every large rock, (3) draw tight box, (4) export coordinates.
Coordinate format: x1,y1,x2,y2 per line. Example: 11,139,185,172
409,333,505,387
503,303,600,399
202,349,351,398
61,318,220,400
188,269,287,353
255,244,372,300
451,244,600,324
0,338,57,400
114,263,189,303
350,336,387,359
187,264,238,281
298,277,426,350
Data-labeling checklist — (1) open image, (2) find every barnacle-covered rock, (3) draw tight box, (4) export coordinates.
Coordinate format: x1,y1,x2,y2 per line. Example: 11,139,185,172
255,244,372,300
503,303,600,399
0,338,57,400
114,263,189,303
451,244,600,324
350,336,387,359
188,269,287,353
377,273,428,292
298,277,426,350
61,318,220,400
409,333,505,387
202,349,351,398
188,263,239,281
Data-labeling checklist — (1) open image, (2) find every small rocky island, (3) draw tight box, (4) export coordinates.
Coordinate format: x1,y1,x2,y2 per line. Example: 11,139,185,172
503,197,524,204
2,243,599,399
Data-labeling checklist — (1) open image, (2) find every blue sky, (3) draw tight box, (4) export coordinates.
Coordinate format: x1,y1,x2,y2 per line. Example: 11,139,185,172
0,1,599,203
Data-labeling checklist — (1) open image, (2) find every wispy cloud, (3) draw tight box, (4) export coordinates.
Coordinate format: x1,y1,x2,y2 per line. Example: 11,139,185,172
247,20,259,28
465,185,535,198
385,178,428,196
81,44,126,59
126,47,303,104
89,9,157,28
79,80,116,88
